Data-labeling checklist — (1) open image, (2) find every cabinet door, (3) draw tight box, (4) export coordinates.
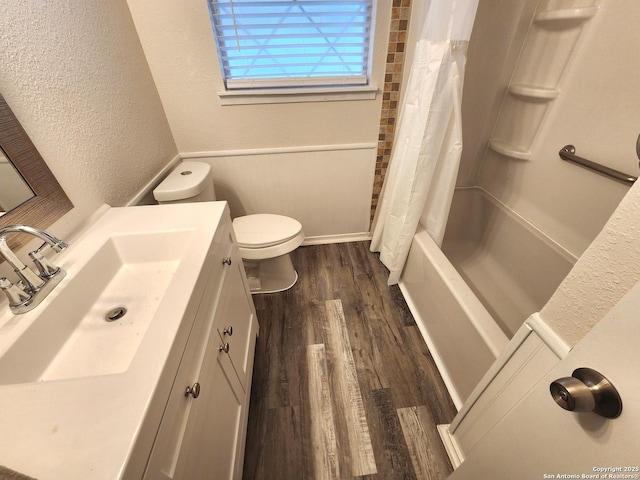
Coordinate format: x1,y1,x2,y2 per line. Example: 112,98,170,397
145,309,246,479
170,346,245,480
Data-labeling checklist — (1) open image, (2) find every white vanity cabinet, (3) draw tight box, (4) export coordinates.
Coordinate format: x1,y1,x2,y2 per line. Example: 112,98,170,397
143,213,258,480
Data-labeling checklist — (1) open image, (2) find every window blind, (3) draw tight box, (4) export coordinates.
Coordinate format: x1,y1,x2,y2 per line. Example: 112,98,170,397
208,0,373,89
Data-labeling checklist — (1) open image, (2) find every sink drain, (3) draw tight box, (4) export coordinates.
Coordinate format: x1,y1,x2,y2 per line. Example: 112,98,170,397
105,306,127,322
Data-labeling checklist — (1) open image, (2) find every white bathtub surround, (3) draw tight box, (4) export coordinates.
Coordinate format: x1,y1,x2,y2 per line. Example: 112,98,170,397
370,0,479,285
399,187,576,407
443,187,576,337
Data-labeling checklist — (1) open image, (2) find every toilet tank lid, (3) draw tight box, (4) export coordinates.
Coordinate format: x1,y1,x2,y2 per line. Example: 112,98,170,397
153,161,212,202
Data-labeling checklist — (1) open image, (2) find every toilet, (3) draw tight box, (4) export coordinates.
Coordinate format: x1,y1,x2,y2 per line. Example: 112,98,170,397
153,161,304,294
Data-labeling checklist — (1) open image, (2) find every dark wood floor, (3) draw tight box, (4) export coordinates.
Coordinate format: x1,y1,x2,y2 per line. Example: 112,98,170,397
242,242,457,480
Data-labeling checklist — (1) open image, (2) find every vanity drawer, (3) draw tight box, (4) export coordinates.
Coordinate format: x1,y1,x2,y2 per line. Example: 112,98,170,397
202,218,235,307
215,242,256,392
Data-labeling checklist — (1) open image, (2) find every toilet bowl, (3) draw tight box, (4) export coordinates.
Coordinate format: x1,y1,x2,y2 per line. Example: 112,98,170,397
153,161,304,294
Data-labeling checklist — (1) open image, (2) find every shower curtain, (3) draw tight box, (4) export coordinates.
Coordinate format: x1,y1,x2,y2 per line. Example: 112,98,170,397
370,0,479,285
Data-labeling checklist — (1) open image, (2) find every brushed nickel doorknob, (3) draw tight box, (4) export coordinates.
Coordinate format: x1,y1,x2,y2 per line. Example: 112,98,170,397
185,382,201,399
550,368,622,418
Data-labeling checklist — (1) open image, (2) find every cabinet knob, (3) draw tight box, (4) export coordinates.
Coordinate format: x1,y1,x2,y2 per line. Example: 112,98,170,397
222,257,232,266
219,342,230,354
185,382,201,399
223,326,233,336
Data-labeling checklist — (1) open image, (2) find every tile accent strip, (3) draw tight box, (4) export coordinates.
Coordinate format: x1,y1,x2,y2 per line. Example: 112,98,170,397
371,0,412,223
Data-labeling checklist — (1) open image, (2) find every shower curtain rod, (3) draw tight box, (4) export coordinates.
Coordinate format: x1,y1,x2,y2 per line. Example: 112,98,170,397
559,145,637,186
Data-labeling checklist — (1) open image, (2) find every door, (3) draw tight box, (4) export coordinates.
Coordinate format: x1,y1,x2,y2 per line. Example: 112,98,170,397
448,280,640,479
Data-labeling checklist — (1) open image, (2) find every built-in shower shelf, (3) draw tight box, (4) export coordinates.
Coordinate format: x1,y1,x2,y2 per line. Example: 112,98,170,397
508,84,560,101
489,139,531,160
485,3,596,166
534,7,597,26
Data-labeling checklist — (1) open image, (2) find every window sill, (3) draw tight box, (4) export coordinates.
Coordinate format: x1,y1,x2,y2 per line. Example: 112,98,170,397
217,85,379,106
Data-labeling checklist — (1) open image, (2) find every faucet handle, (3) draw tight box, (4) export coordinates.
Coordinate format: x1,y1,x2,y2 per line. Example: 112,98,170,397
29,249,63,279
34,239,68,254
32,239,68,255
0,277,31,308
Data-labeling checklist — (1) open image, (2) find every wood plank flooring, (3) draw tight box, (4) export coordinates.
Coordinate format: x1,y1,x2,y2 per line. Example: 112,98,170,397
242,242,457,480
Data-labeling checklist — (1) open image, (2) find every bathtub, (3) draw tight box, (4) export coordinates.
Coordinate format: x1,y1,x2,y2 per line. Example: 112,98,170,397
399,187,576,408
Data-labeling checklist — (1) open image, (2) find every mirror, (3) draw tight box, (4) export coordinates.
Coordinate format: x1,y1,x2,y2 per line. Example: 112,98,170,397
0,145,35,212
0,92,73,251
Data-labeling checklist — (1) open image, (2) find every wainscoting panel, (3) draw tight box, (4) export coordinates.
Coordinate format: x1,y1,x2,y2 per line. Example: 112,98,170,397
184,144,376,243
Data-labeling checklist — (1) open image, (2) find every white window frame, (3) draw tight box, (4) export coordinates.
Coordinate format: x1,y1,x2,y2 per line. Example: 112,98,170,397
208,0,378,105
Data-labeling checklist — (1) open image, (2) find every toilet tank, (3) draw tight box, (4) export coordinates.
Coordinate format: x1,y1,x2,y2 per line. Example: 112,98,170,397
153,161,216,204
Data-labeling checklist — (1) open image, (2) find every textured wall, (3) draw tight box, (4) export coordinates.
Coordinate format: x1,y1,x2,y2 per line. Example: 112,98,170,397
0,0,177,234
540,180,640,346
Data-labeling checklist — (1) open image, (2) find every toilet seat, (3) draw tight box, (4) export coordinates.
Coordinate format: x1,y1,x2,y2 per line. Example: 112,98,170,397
233,214,305,260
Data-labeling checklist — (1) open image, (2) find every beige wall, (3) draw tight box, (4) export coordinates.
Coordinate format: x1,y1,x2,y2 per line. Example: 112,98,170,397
124,0,391,239
0,0,177,237
125,0,391,153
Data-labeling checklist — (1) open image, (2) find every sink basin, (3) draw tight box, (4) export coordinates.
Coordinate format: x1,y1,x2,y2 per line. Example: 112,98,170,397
0,202,229,480
0,229,194,385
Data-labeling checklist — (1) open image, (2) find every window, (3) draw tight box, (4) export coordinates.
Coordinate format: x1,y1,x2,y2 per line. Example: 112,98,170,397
208,0,373,90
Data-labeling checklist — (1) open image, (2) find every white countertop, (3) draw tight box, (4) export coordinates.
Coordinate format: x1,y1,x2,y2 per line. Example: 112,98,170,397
0,202,228,479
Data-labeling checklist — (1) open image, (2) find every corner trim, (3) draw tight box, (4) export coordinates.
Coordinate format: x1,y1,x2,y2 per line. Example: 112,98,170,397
526,312,571,359
438,424,464,469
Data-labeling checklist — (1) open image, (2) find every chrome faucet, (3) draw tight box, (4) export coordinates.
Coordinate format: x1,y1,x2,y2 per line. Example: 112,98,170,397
0,225,68,314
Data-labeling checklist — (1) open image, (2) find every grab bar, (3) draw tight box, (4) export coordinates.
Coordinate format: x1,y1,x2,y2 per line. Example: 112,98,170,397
559,145,637,186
